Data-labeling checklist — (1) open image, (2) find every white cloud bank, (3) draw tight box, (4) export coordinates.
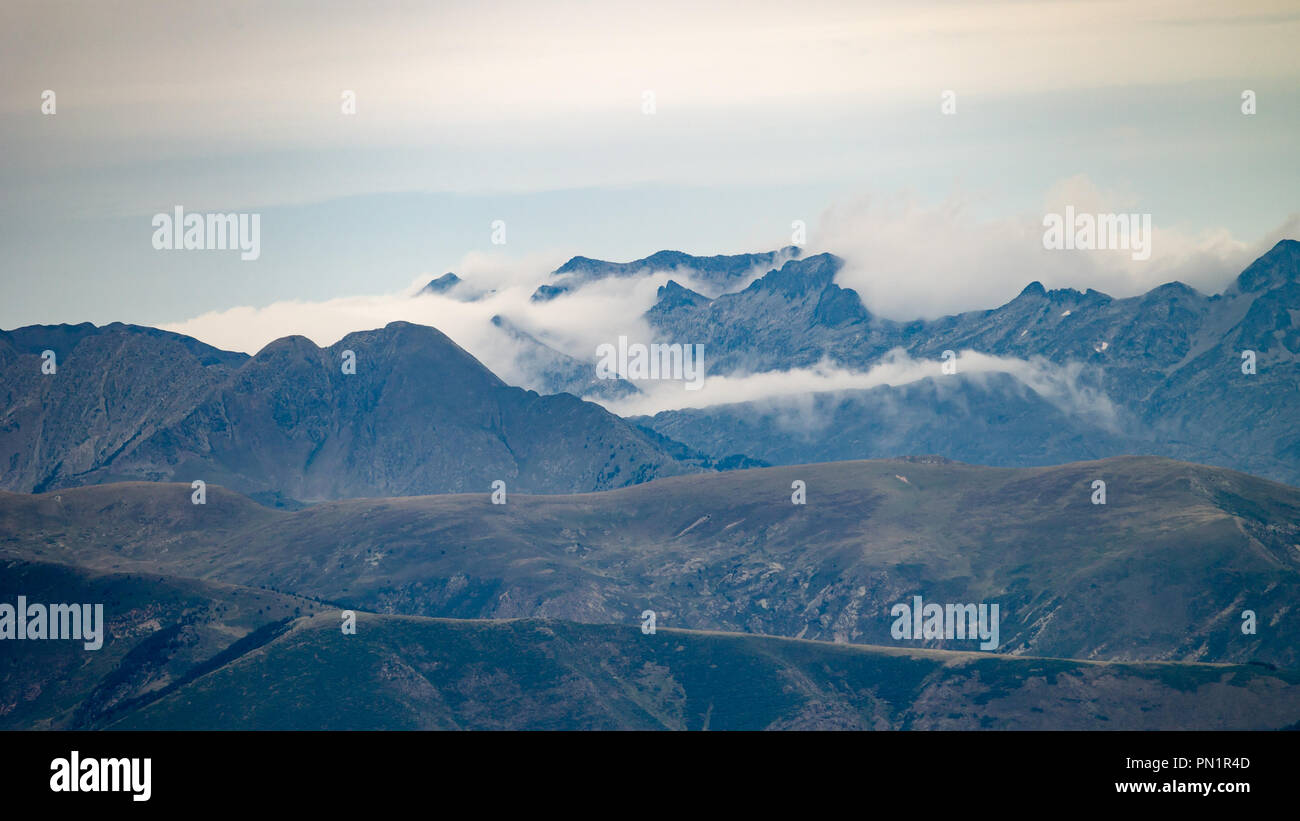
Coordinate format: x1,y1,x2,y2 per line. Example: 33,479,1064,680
590,348,1120,424
818,176,1300,319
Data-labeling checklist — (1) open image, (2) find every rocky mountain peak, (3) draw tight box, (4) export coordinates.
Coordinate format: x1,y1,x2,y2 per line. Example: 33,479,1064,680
654,280,711,311
746,253,844,297
419,272,462,295
1017,281,1047,299
1230,239,1300,294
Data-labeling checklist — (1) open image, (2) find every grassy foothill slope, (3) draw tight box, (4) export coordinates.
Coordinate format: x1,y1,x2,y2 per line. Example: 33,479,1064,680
2,454,1298,668
0,559,328,729
115,612,1300,731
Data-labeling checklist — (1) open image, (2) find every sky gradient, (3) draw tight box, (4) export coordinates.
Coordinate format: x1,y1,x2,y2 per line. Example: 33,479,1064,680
2,0,1297,336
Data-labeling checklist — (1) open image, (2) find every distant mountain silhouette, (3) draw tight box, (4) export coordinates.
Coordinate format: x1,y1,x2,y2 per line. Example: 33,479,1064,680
531,246,800,301
0,321,695,501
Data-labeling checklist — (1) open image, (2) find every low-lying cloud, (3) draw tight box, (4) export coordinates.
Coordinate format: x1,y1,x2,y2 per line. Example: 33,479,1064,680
161,249,755,392
595,348,1121,426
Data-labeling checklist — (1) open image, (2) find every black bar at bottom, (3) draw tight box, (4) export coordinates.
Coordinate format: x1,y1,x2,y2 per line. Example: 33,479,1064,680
0,730,1287,809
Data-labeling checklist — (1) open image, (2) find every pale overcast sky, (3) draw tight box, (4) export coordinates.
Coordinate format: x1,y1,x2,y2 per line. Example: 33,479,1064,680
1,0,1297,334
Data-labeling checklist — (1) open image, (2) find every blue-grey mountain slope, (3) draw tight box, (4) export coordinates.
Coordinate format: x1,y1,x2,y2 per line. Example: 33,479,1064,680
0,321,695,501
531,246,801,302
640,240,1300,484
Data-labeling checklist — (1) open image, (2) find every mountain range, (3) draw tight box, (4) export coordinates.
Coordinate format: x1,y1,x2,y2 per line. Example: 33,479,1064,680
637,239,1300,485
3,241,1299,730
5,240,1297,502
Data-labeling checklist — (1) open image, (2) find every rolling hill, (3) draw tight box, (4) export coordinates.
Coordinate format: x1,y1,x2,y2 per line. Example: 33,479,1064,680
0,558,328,729
4,455,1297,668
42,610,1300,731
6,564,1298,731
